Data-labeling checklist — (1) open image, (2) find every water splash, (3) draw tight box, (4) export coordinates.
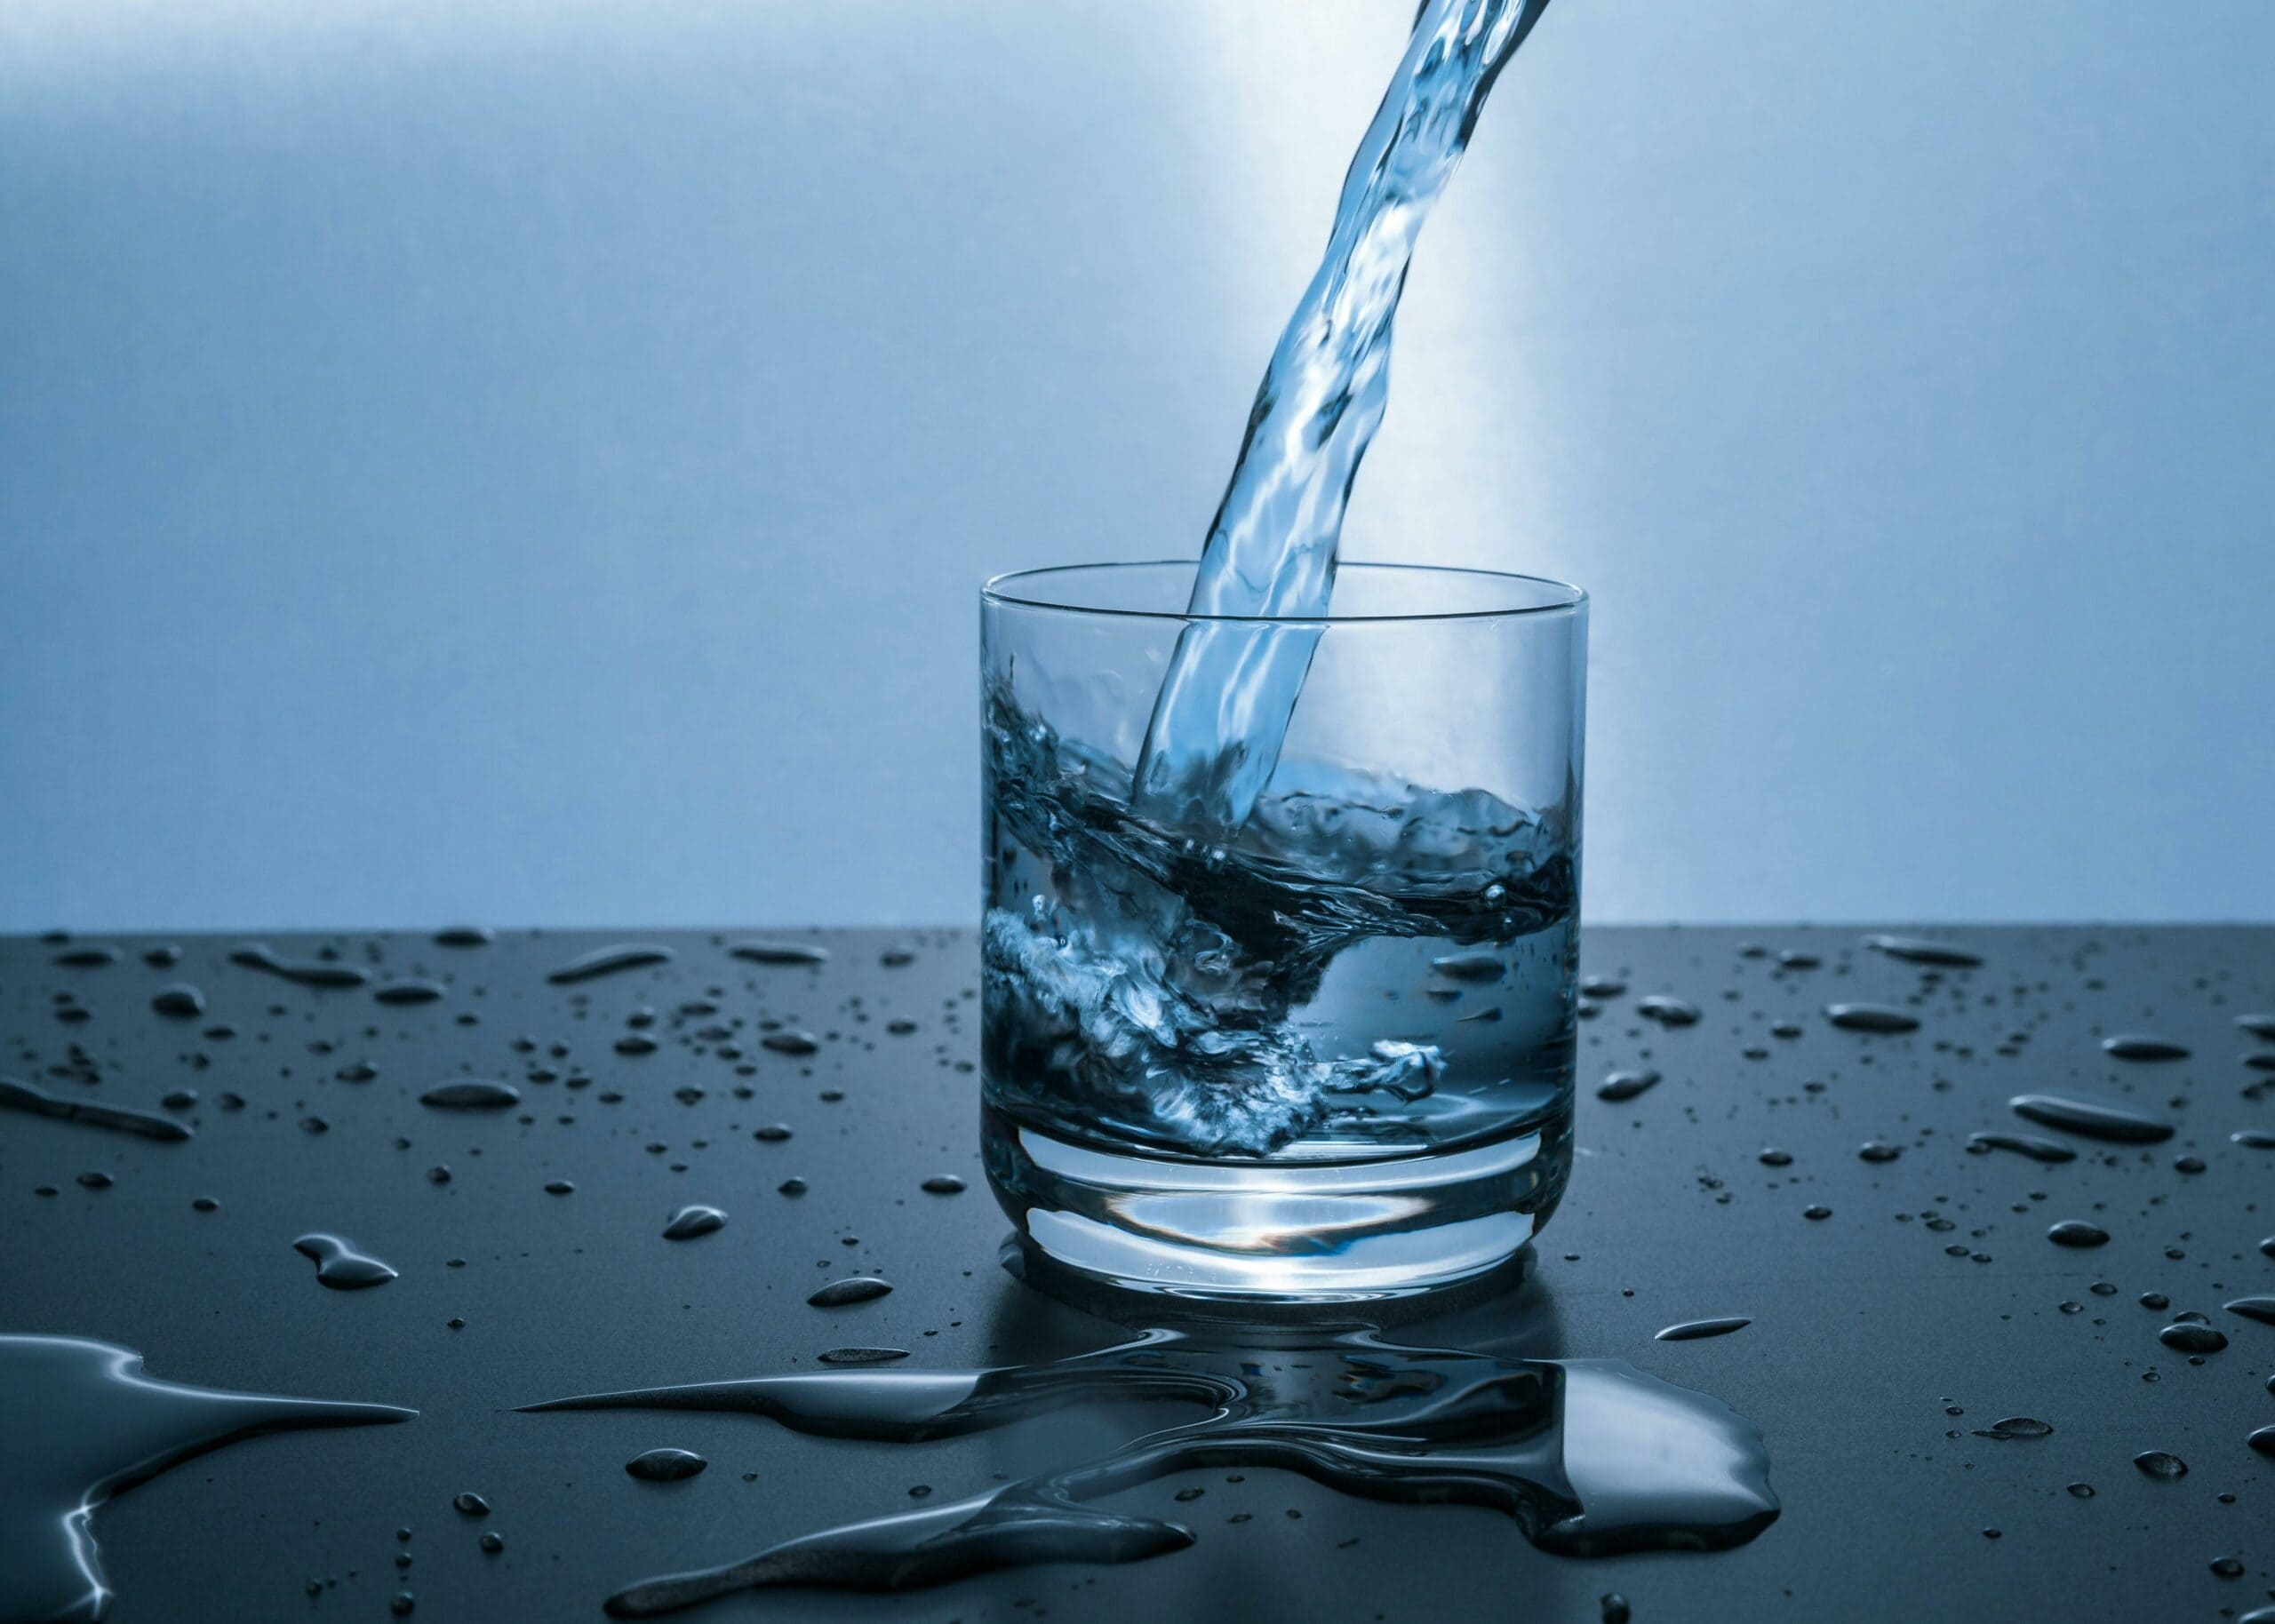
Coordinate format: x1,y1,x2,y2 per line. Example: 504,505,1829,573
1132,0,1557,835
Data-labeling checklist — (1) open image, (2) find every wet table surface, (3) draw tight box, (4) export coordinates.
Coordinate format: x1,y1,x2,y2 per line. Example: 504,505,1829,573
2,925,2271,1623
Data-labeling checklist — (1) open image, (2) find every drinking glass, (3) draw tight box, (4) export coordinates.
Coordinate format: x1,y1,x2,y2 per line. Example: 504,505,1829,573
980,561,1585,1303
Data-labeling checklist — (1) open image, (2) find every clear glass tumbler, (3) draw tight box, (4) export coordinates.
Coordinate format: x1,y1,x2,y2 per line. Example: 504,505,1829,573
980,561,1585,1303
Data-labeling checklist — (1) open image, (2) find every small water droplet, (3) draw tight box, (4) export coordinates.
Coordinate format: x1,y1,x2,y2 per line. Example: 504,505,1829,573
1964,1131,2076,1164
374,980,446,1006
728,941,830,966
452,1492,491,1517
1595,1070,1660,1103
547,944,675,984
2045,1221,2108,1249
663,1205,727,1240
150,984,206,1018
1636,996,1699,1027
293,1233,398,1289
627,1448,707,1482
762,1032,821,1057
1971,1417,2052,1440
1862,935,1981,967
1803,1206,1832,1222
2101,1033,2189,1061
1757,1149,1792,1166
479,1531,505,1554
1824,1004,1919,1034
1857,1141,1901,1164
808,1278,893,1308
819,1348,912,1365
2131,1450,2187,1479
921,1175,967,1195
229,944,371,989
1655,1318,1751,1341
419,1080,521,1111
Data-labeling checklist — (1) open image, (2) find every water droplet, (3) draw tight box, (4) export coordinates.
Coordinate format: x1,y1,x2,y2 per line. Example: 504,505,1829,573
1600,1596,1632,1624
2101,1034,2189,1061
479,1532,505,1554
52,945,121,967
149,984,205,1019
617,1035,659,1057
1857,1141,1901,1164
762,1032,821,1057
662,1206,727,1241
452,1492,491,1517
229,944,371,989
754,1124,793,1142
1757,1149,1792,1166
337,1062,379,1083
2233,1129,2275,1149
626,1448,708,1483
0,1076,194,1142
1579,975,1625,999
1636,996,1700,1027
2237,1014,2275,1039
2008,1091,2175,1144
544,1181,575,1196
728,940,830,967
1964,1131,2076,1164
546,944,675,984
1595,1070,1661,1103
2210,1556,2246,1579
1862,935,1982,967
143,944,181,967
2131,1450,2187,1479
2223,1296,2275,1325
2045,1221,2108,1249
2064,1481,2094,1498
293,1233,398,1289
1655,1318,1751,1341
1803,1206,1832,1221
921,1175,967,1195
808,1278,893,1308
1824,1004,1919,1034
419,1080,521,1111
1429,949,1505,983
374,980,446,1006
2159,1323,2227,1355
2248,1426,2275,1458
778,1178,809,1197
880,946,917,967
391,1591,414,1614
819,1348,912,1365
1971,1417,2052,1440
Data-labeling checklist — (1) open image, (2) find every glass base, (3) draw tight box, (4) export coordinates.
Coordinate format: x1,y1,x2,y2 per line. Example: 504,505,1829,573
982,1103,1569,1307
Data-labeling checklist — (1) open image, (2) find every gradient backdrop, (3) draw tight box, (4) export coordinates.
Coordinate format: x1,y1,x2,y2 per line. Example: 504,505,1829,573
4,1,2271,931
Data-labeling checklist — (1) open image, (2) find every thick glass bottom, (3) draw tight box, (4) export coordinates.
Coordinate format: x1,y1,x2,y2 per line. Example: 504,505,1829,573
982,1102,1570,1307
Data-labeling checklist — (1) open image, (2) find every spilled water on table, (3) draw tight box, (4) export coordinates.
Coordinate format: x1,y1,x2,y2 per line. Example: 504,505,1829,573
0,1335,412,1624
521,1306,1778,1617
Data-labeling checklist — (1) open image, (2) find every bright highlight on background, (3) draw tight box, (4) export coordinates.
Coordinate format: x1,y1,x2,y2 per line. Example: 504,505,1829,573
3,0,2271,929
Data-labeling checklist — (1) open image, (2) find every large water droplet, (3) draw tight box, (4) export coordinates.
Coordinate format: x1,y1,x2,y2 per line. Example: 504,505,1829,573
547,945,675,985
0,1076,193,1142
293,1233,398,1290
1861,935,1982,967
2008,1092,2175,1144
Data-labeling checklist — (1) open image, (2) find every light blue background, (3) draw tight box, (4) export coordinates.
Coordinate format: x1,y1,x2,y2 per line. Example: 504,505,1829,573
4,1,2271,931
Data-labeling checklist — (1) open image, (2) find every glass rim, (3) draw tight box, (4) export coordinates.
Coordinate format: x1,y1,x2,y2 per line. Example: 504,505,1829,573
980,560,1586,626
